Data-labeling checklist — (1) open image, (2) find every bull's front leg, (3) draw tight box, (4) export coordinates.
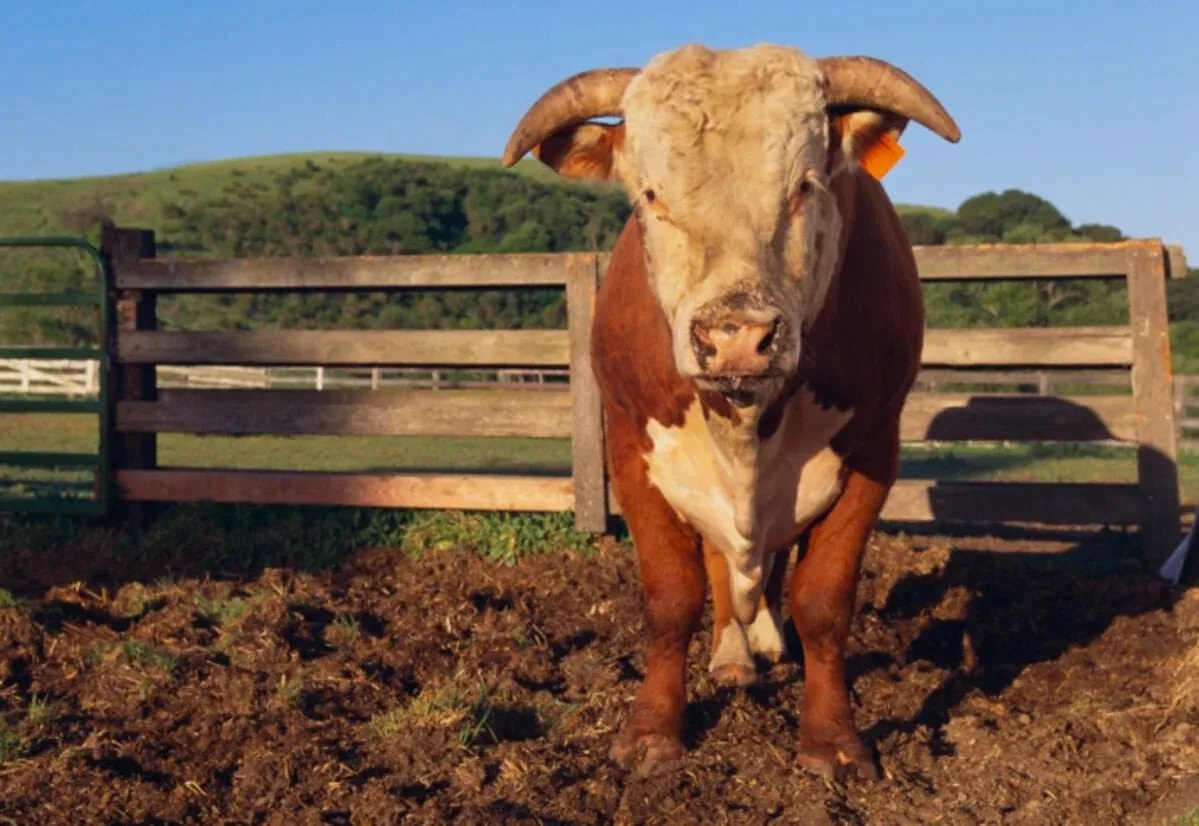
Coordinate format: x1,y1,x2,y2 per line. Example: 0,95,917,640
704,540,791,686
790,468,889,782
606,420,705,774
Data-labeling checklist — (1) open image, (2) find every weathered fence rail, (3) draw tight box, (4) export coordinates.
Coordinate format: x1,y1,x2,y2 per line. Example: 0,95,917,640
89,229,1186,565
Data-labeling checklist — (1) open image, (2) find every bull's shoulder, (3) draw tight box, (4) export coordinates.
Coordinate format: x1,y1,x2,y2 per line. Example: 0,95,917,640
804,172,925,440
824,172,923,362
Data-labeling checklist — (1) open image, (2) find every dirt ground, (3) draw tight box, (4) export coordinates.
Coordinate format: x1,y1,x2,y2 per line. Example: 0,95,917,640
1,527,1198,825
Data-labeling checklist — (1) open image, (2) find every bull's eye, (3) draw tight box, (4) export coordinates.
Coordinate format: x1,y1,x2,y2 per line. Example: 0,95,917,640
790,177,820,215
641,188,671,222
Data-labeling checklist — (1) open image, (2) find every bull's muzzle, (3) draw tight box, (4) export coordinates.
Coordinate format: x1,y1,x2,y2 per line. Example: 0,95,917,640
690,299,789,404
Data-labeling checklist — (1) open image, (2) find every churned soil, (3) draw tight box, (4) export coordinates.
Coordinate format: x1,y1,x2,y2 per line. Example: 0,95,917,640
1,530,1198,825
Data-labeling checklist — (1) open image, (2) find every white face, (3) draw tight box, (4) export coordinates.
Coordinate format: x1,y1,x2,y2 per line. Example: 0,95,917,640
611,44,844,396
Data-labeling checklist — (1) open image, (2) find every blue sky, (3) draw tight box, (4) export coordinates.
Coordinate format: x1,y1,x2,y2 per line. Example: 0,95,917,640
3,1,1196,255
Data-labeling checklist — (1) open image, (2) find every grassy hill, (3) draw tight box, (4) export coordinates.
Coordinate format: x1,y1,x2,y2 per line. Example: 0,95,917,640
0,152,564,240
0,151,941,241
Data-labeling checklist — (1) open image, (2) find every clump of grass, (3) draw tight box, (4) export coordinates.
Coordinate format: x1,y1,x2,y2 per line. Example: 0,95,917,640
194,594,253,626
369,676,498,747
274,670,307,709
0,726,27,764
0,587,25,610
119,641,179,675
25,695,57,726
402,511,594,566
327,612,360,649
113,583,155,619
1172,807,1199,826
87,640,179,677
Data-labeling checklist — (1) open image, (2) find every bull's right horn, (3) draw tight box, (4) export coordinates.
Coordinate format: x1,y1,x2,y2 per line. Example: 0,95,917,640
819,56,961,143
501,68,639,167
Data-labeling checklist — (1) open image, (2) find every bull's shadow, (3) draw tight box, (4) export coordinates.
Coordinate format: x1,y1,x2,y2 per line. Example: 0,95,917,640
856,392,1188,746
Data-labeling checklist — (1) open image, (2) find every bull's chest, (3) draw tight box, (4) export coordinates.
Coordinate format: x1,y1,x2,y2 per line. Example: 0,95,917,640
642,387,853,608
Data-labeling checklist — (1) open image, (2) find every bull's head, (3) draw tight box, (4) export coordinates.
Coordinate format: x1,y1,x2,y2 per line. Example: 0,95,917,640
503,44,959,408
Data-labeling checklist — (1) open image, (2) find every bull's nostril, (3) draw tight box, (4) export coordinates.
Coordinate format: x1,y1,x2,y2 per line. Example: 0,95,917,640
757,318,781,355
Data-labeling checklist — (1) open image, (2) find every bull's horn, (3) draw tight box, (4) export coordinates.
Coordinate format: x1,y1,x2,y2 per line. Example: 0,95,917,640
501,68,639,167
818,56,961,143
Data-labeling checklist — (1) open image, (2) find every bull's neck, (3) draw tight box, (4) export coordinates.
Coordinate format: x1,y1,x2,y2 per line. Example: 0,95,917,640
696,391,772,540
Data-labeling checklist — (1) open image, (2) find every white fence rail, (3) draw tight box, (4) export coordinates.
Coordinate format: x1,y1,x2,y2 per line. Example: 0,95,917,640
155,365,571,391
0,359,98,395
0,360,570,395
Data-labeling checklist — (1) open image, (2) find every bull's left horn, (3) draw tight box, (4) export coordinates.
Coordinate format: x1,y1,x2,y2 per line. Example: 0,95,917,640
818,56,961,143
501,68,639,167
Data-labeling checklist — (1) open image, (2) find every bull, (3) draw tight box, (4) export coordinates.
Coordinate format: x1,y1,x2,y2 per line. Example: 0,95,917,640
502,43,959,780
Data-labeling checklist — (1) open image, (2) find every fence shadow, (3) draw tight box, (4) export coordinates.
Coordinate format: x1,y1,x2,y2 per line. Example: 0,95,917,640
854,536,1181,750
855,392,1188,745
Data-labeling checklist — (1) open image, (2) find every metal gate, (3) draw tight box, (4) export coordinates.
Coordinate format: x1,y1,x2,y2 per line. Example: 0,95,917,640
0,237,110,515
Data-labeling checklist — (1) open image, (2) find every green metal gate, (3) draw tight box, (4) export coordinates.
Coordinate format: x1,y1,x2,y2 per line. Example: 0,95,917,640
0,237,110,515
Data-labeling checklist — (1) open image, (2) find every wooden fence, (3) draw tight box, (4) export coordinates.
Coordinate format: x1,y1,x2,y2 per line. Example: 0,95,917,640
16,359,1199,444
96,227,1188,566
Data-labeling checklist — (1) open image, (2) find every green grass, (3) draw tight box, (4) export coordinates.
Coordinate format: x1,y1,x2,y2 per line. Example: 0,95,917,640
369,676,499,748
4,411,1198,499
328,613,361,649
900,442,1170,484
194,594,254,627
0,587,25,609
26,695,57,726
401,510,592,565
0,413,571,475
1169,808,1199,826
275,671,307,709
86,640,180,677
0,727,26,764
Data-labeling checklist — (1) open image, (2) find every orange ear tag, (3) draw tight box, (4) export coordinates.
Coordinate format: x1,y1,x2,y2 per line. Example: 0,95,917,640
859,133,906,180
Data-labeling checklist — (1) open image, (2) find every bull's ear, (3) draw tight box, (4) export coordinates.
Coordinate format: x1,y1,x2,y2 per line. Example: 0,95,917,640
533,122,624,180
828,110,908,180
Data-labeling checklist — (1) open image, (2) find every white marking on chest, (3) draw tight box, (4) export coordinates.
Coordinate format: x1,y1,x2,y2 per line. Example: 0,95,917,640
644,386,852,622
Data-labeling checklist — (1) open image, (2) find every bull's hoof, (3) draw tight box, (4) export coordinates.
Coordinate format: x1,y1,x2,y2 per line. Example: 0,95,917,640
609,732,685,777
798,732,879,782
746,611,787,664
709,662,757,687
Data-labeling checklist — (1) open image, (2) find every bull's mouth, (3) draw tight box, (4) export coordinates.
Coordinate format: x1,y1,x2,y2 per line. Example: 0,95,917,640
695,374,782,408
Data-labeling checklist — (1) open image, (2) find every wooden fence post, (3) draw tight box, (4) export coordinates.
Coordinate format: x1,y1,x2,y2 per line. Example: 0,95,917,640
101,226,157,529
1126,242,1180,568
566,253,608,533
